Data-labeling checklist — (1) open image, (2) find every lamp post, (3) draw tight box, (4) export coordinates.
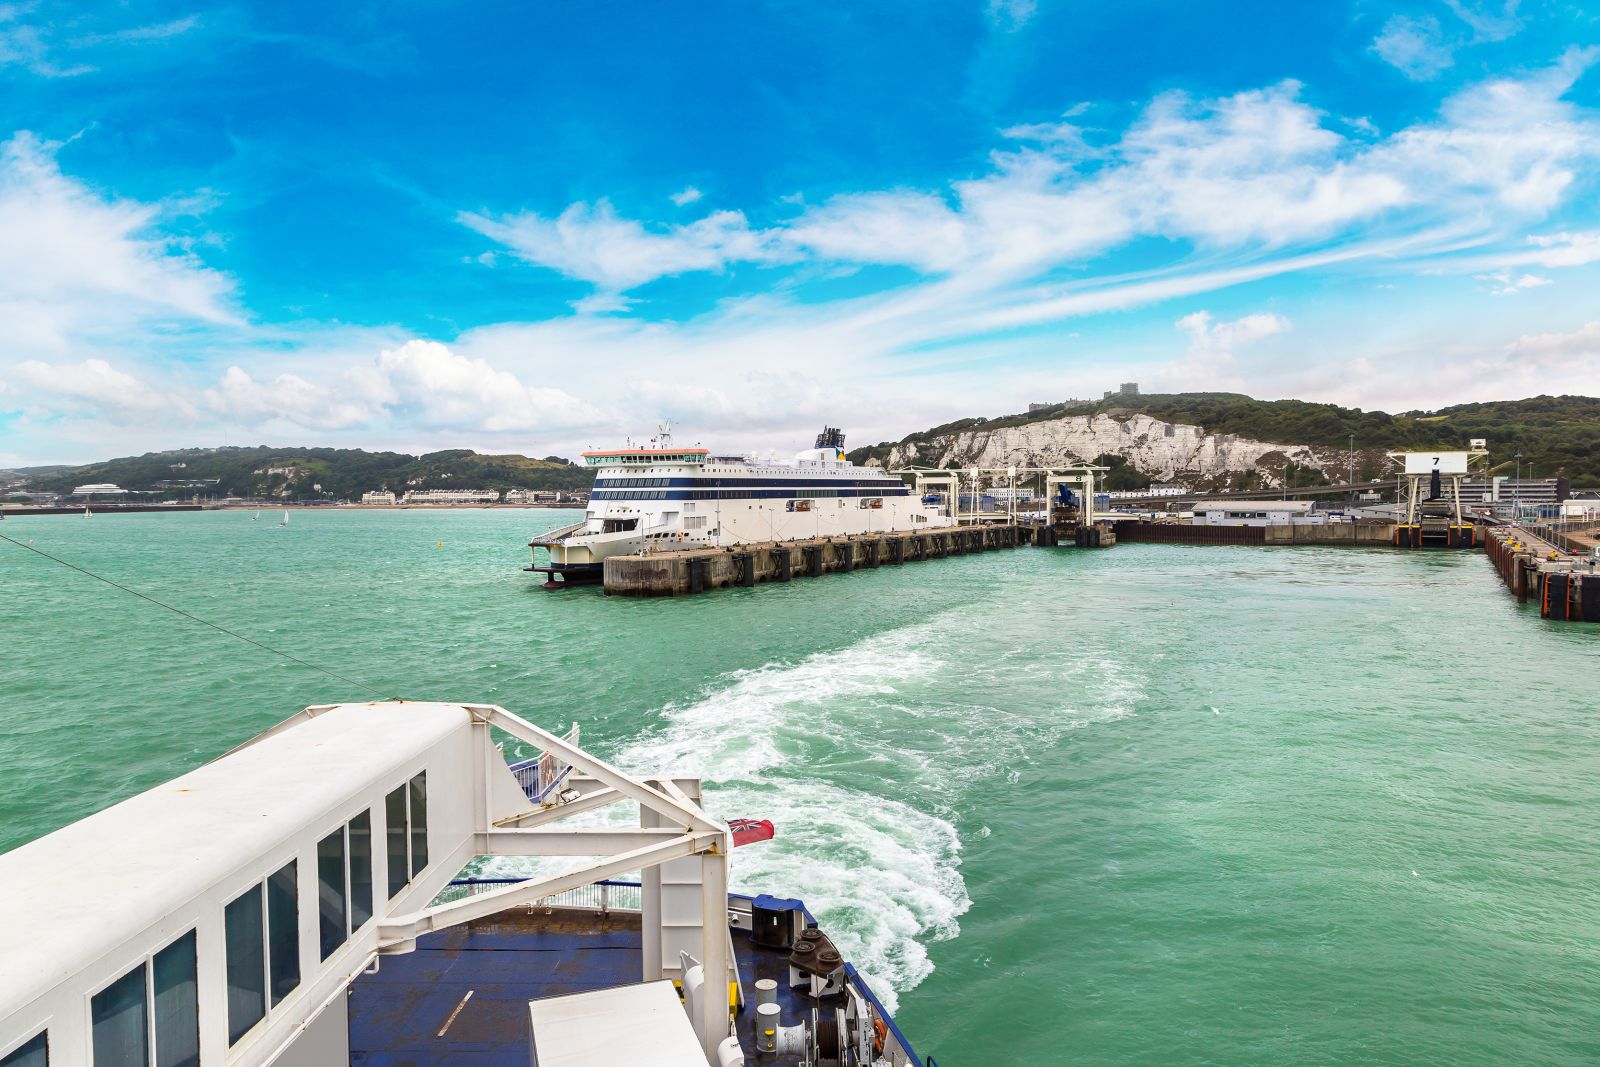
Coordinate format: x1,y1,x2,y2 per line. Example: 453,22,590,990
1348,433,1355,508
1514,452,1522,519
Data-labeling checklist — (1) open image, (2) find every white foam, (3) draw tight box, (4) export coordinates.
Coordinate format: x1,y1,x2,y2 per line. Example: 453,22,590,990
607,608,1144,1011
486,605,1145,1012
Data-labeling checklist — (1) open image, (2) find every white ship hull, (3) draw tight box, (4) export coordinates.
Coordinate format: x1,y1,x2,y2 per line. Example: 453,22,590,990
530,429,947,583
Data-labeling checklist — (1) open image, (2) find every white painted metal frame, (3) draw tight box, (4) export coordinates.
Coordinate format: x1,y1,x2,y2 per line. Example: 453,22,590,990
0,701,736,1067
1388,449,1488,527
897,464,1110,524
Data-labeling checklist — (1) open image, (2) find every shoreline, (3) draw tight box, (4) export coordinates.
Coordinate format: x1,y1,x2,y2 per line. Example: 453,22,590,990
0,502,586,517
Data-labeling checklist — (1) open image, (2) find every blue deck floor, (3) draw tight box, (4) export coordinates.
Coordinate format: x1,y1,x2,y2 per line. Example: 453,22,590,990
348,908,821,1066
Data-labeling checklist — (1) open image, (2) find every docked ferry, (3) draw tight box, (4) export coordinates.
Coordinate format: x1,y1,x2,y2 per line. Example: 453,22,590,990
0,700,932,1067
530,428,946,585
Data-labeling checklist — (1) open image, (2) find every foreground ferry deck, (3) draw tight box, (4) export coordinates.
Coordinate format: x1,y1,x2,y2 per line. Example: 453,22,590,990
0,702,927,1067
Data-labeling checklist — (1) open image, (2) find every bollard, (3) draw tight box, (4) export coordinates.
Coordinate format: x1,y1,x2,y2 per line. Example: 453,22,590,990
755,978,778,1009
757,1003,781,1053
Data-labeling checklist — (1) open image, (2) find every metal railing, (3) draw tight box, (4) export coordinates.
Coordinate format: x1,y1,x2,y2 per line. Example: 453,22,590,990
529,520,586,545
435,877,643,912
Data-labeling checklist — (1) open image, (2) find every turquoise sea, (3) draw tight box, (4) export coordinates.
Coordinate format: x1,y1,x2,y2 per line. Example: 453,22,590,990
4,509,1599,1064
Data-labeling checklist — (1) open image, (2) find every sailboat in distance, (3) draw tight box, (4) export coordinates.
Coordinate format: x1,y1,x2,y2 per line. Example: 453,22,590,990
278,510,289,528
253,510,260,521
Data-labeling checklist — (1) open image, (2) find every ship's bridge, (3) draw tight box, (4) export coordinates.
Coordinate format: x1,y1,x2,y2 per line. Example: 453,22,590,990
583,448,709,467
0,702,743,1067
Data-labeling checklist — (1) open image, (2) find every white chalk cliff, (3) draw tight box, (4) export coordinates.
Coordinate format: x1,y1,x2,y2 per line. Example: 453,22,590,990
879,412,1344,486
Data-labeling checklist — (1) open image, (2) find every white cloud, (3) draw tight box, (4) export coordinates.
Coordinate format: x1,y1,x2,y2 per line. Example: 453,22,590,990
0,131,236,353
458,199,790,298
1444,0,1522,43
203,366,373,430
1477,270,1552,294
13,357,179,415
0,7,200,77
1178,310,1292,354
1504,319,1600,367
1526,230,1600,267
11,58,1600,464
463,55,1600,325
984,0,1036,32
1374,46,1600,214
357,339,604,433
570,290,635,315
670,186,703,206
1373,15,1455,81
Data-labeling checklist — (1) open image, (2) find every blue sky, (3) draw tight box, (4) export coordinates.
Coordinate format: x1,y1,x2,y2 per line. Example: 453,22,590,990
2,0,1599,464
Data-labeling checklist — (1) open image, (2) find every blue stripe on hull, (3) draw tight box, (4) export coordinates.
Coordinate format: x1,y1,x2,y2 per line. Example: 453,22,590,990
591,487,912,501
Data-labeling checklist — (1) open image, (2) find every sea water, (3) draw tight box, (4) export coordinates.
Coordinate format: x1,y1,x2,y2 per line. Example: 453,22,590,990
3,509,1599,1064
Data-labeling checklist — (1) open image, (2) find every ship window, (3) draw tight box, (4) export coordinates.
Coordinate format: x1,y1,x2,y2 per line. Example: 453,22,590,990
317,828,347,960
225,886,266,1043
386,785,409,898
349,810,374,929
409,772,429,875
0,1032,46,1067
267,861,300,1006
92,964,148,1066
153,931,199,1067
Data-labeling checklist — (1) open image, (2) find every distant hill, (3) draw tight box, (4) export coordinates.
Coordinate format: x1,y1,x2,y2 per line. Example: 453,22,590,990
848,393,1600,488
16,446,595,501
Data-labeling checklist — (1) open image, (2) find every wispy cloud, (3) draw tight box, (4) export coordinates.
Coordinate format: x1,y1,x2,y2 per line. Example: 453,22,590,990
0,6,200,77
7,53,1600,461
468,52,1600,307
1477,269,1551,295
1373,15,1455,81
670,186,703,206
983,0,1037,33
458,199,793,302
1444,0,1522,43
0,131,236,353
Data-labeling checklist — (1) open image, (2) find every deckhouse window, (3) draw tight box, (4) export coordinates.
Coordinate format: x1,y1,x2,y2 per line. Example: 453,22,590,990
386,785,408,898
409,772,429,875
91,965,146,1065
225,859,296,1048
266,861,300,1006
317,829,348,960
386,771,429,897
0,1032,46,1067
152,932,199,1067
350,811,375,930
225,887,266,1043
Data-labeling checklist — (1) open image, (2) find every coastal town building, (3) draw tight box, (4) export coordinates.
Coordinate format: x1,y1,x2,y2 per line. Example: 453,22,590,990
361,491,397,505
1193,500,1315,526
503,488,562,504
1460,477,1566,506
401,489,499,504
70,483,127,497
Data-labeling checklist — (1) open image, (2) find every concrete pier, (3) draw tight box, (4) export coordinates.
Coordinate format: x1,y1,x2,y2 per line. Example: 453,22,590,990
1484,526,1600,623
1115,521,1401,546
602,524,1022,596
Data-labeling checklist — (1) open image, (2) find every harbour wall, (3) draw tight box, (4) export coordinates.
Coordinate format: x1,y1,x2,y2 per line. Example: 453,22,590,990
0,504,205,516
603,525,1022,596
1113,521,1398,546
1484,527,1600,623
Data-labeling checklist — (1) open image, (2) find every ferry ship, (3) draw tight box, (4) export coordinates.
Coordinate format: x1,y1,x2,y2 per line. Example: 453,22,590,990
0,701,932,1067
529,427,946,586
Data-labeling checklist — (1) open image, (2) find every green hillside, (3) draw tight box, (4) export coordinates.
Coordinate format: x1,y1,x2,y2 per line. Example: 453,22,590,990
18,446,594,501
849,393,1600,486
